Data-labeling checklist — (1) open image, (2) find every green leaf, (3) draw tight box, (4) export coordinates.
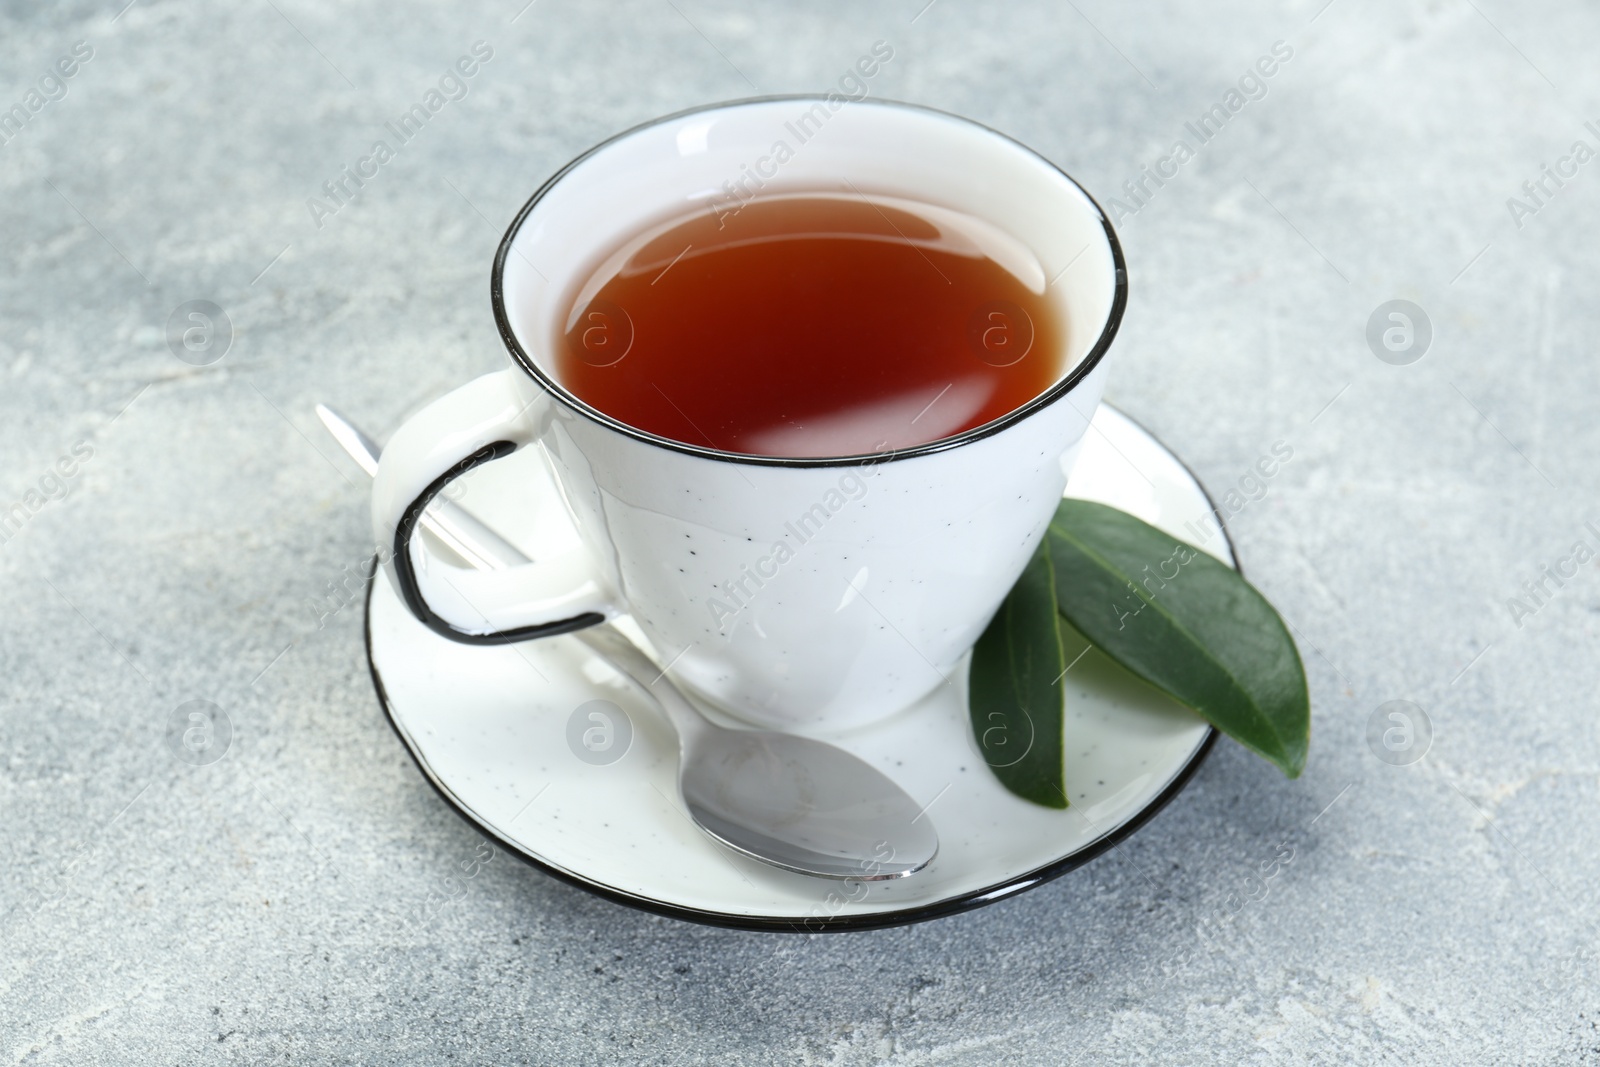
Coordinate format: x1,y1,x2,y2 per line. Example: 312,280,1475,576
1044,499,1310,778
968,538,1069,808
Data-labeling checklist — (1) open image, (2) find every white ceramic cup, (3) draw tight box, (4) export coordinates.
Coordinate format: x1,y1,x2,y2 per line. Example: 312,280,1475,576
372,97,1126,733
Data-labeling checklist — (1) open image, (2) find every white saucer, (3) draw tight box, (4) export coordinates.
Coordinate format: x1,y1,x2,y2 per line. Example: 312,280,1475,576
364,404,1233,931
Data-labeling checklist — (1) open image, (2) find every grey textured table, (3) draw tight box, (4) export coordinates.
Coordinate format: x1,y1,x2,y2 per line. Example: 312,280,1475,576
3,0,1596,1063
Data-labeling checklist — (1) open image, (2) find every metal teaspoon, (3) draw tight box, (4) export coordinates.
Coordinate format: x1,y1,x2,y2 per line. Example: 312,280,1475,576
317,404,937,880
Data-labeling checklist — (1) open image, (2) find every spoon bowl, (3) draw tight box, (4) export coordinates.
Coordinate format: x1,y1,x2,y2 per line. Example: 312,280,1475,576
683,727,936,880
577,624,937,880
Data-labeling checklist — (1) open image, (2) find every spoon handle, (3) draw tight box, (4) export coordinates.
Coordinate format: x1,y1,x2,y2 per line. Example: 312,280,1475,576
417,480,709,740
318,402,709,738
569,625,709,742
419,493,532,572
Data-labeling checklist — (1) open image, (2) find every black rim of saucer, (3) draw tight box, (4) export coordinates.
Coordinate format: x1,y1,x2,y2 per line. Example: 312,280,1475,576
361,405,1228,933
488,94,1129,470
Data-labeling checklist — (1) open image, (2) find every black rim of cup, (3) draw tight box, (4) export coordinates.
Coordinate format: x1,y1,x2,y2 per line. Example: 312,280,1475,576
489,95,1130,469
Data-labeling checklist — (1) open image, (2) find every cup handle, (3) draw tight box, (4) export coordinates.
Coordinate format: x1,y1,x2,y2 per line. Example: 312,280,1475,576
371,368,613,643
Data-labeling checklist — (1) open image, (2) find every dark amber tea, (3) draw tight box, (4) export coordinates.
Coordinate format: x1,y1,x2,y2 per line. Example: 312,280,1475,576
557,194,1065,458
